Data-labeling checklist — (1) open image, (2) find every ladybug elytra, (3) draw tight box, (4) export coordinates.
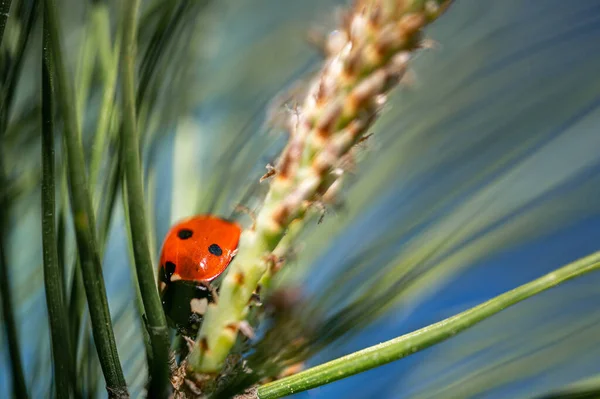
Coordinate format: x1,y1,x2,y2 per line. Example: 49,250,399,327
158,215,241,335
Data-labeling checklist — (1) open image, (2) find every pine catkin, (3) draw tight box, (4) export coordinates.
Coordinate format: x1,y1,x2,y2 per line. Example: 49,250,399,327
188,0,454,376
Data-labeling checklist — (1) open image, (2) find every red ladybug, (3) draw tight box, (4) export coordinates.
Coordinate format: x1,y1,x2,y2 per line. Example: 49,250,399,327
158,215,241,335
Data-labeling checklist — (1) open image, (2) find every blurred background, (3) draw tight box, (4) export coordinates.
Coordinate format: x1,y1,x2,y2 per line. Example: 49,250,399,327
2,0,600,398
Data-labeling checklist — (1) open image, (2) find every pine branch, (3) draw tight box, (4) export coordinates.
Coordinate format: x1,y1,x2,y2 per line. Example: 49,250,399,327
41,20,75,397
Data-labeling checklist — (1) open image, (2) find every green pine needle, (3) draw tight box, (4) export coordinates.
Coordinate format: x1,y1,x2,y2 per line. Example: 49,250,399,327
0,0,13,50
43,0,128,395
120,0,171,397
41,20,75,397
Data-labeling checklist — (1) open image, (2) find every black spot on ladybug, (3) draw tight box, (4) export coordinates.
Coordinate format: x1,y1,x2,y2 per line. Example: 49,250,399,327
178,229,193,240
165,261,176,280
208,244,223,256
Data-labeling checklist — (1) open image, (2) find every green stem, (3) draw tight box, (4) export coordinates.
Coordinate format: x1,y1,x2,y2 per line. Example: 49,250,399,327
258,251,600,399
535,375,600,399
120,0,170,397
41,22,75,397
89,3,120,197
122,182,156,387
136,1,183,110
68,258,85,352
0,0,12,46
1,0,38,124
68,1,119,354
0,198,29,399
75,13,95,131
0,4,28,397
43,0,128,396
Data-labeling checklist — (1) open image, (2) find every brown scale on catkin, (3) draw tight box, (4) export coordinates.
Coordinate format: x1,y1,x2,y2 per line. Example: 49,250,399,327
199,338,210,353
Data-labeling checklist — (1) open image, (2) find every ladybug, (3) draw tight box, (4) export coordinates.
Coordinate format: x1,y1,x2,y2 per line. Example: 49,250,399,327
158,215,242,335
